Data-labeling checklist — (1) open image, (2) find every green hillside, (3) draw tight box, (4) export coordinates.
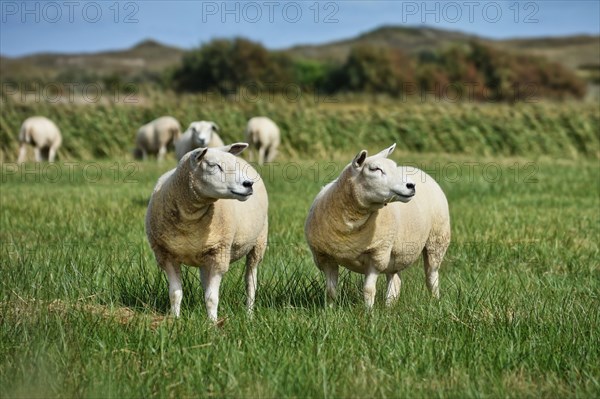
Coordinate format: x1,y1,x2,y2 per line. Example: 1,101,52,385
1,27,598,83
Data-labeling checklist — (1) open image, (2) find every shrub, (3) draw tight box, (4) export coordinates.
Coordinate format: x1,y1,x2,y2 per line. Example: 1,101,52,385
173,38,294,93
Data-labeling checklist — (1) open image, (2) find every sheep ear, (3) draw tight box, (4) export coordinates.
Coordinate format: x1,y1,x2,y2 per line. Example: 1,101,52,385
372,143,396,159
218,142,248,155
352,150,368,169
211,122,219,132
191,148,208,164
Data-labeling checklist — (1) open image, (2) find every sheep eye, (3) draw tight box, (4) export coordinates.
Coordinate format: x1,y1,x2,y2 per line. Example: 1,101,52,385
207,162,223,172
369,166,384,175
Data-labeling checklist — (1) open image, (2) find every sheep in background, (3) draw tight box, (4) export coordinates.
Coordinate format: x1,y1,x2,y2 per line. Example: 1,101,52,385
305,144,451,309
245,116,280,165
145,143,268,321
17,116,62,163
134,116,181,161
175,121,224,161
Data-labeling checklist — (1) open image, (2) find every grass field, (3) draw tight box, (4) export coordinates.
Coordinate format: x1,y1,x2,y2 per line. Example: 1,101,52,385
2,94,599,161
1,144,599,397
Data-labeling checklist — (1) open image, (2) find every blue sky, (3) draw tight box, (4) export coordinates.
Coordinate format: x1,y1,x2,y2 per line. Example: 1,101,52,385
1,1,599,57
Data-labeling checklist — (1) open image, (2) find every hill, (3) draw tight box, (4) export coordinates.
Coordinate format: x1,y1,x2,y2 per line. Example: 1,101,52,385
496,35,599,68
286,26,599,74
284,26,481,63
0,39,184,81
1,27,598,82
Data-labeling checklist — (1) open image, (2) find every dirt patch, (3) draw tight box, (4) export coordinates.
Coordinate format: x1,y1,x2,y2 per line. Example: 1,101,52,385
5,297,168,330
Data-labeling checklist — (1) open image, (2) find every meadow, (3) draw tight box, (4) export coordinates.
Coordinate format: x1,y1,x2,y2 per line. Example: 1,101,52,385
2,93,599,161
0,95,599,398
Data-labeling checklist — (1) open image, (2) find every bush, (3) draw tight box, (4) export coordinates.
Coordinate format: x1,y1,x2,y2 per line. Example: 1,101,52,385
165,36,586,102
173,38,294,93
333,45,414,96
417,41,587,102
292,59,334,89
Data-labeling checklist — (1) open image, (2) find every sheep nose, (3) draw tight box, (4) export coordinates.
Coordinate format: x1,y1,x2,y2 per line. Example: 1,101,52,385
406,183,415,190
242,180,253,188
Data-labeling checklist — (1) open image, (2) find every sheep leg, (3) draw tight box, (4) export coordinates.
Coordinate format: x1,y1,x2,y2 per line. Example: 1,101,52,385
385,273,402,306
201,268,224,322
48,146,58,162
33,147,42,162
423,247,442,299
245,258,258,314
163,260,183,317
17,144,27,164
244,249,260,315
257,145,266,166
314,254,338,306
245,228,267,314
141,149,148,161
265,144,278,163
363,269,379,310
157,146,167,162
323,265,339,307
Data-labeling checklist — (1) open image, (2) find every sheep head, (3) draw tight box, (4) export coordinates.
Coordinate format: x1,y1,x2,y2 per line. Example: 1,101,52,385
350,143,415,207
188,143,255,202
189,121,219,148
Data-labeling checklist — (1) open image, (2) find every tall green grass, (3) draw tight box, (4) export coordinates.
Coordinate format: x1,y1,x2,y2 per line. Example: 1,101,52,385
1,153,598,398
1,94,599,161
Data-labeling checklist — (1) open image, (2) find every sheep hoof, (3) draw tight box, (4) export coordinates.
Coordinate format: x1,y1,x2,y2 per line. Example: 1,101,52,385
214,317,227,328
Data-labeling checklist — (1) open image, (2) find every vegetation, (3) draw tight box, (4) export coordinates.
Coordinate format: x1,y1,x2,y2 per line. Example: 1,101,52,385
172,38,292,93
1,95,598,162
169,38,587,101
3,26,597,98
1,24,598,399
1,153,598,398
330,45,414,96
1,89,598,398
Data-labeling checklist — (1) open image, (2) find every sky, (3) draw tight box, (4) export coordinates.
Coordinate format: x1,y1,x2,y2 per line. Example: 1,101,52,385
0,0,599,57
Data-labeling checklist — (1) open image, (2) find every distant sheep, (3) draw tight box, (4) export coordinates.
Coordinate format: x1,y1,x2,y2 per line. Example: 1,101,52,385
175,121,224,161
17,116,62,163
145,143,268,321
245,116,280,165
305,144,451,308
135,116,181,161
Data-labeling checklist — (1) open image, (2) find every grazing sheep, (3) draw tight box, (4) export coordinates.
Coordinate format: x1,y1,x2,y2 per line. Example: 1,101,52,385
145,143,268,321
135,116,181,161
305,144,451,309
175,121,224,161
245,116,280,165
17,116,62,163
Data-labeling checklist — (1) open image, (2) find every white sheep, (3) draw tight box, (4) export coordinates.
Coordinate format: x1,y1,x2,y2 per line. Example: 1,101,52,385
305,144,451,308
245,116,280,165
17,116,62,163
175,121,224,161
135,116,182,161
145,143,268,321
